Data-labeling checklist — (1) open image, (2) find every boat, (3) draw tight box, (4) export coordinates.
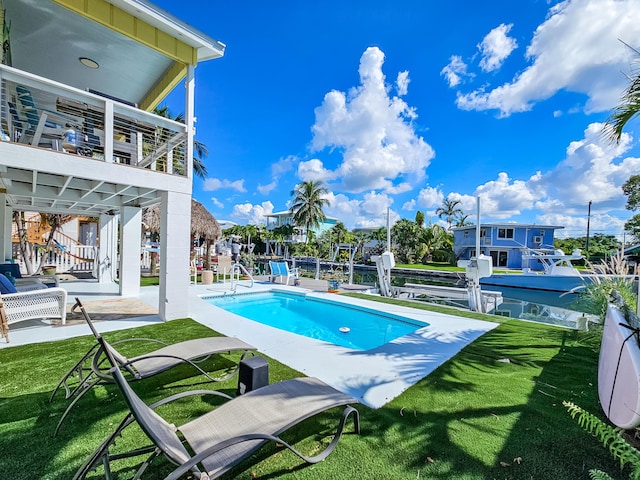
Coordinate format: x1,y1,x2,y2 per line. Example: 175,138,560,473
479,248,589,294
598,302,640,429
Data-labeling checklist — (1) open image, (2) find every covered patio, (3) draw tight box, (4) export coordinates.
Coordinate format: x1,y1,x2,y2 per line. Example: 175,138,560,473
0,0,226,321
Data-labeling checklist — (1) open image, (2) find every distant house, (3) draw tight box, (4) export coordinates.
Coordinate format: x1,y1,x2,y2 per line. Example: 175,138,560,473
453,224,564,270
265,210,338,243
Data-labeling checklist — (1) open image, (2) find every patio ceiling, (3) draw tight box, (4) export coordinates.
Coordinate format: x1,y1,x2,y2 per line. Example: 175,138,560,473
0,162,162,216
3,0,225,108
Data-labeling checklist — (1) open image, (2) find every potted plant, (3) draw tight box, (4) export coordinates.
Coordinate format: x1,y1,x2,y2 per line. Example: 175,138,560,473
325,269,344,293
240,252,255,278
42,265,56,275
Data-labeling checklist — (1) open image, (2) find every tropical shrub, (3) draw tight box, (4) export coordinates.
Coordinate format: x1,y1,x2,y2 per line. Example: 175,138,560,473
576,253,637,320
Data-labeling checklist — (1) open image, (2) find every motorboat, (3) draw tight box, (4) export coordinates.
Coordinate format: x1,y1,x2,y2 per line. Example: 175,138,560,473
479,248,589,294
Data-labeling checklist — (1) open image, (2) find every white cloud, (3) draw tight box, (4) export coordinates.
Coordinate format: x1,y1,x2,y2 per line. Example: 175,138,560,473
416,185,445,209
257,180,277,195
440,55,472,88
361,191,394,216
322,191,395,229
310,46,435,194
202,178,246,192
443,123,640,224
272,155,297,176
297,159,336,183
210,197,224,209
230,201,274,225
402,199,416,211
478,23,517,72
473,173,538,219
455,0,640,116
396,71,410,96
537,212,627,239
529,123,640,212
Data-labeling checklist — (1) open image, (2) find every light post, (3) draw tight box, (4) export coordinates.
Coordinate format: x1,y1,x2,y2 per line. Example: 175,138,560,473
585,201,592,260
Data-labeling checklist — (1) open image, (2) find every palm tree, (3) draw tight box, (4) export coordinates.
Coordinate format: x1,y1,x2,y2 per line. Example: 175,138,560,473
290,180,330,244
420,224,452,263
153,105,208,180
331,222,349,246
454,214,472,227
435,198,463,230
603,41,640,144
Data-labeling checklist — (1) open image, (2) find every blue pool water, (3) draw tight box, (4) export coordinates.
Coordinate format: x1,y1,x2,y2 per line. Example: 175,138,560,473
207,291,426,350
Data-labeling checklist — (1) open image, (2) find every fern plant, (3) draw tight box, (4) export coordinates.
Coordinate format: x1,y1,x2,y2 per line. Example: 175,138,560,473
564,401,640,479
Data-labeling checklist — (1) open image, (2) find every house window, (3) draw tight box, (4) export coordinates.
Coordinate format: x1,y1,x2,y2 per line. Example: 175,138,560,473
490,251,509,267
480,229,487,237
464,231,469,238
497,228,514,239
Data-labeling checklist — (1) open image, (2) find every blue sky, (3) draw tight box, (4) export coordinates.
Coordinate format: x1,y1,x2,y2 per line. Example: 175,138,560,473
154,0,640,239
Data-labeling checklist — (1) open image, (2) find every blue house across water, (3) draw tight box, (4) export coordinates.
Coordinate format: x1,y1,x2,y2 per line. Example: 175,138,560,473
453,224,565,270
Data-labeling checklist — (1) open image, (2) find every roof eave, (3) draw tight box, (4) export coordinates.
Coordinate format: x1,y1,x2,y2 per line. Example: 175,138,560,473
111,0,226,61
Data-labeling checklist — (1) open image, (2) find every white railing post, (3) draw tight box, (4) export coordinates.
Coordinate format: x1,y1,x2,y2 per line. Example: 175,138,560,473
104,100,114,163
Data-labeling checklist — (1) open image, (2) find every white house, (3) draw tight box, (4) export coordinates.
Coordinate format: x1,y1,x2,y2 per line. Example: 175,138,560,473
265,210,338,242
0,0,225,320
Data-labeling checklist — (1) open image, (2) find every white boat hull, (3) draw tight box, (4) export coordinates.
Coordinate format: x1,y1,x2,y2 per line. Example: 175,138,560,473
480,273,588,294
598,304,640,429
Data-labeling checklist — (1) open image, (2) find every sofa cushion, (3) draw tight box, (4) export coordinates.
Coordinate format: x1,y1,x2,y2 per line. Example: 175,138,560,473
0,273,17,294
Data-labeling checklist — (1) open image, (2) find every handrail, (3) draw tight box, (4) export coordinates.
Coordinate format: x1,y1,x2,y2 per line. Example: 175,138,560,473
230,263,254,291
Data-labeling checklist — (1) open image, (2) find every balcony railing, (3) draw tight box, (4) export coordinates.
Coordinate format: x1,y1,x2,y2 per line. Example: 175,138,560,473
0,64,190,177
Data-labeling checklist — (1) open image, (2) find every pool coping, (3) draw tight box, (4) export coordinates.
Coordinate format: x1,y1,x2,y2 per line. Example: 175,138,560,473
192,282,500,408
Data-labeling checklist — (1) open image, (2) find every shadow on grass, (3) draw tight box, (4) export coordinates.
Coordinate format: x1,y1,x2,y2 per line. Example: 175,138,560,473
337,321,626,480
0,316,625,480
0,319,269,479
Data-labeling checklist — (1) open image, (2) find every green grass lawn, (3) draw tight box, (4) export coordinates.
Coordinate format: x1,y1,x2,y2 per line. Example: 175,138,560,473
0,299,626,479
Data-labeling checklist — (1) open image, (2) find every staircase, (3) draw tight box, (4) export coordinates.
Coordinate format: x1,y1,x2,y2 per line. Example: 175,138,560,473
12,216,97,274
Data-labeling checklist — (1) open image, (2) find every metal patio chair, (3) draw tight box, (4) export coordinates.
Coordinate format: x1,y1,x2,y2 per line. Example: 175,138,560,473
51,298,256,435
268,260,300,285
74,331,360,480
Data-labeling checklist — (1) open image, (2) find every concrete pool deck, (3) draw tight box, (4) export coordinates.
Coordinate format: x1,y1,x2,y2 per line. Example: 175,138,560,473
1,278,499,409
194,281,499,408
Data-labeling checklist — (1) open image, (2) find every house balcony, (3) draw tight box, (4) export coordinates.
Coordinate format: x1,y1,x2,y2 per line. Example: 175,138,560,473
0,64,193,215
1,64,190,179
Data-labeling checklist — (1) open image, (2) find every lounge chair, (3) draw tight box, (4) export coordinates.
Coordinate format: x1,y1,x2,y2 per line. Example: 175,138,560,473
73,332,360,480
0,286,67,343
51,298,257,435
268,260,300,285
14,85,68,148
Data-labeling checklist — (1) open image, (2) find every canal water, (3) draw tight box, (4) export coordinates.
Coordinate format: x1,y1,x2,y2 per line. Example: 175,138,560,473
281,260,597,330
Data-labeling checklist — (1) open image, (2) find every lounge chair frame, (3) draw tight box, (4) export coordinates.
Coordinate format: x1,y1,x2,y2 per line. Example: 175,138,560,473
74,334,359,480
51,298,256,436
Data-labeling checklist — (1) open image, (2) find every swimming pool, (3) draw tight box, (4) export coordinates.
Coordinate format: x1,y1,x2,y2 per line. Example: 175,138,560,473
206,291,427,350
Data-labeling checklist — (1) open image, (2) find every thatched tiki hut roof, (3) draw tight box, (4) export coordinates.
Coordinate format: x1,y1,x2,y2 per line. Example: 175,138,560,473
143,199,221,240
143,199,221,271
